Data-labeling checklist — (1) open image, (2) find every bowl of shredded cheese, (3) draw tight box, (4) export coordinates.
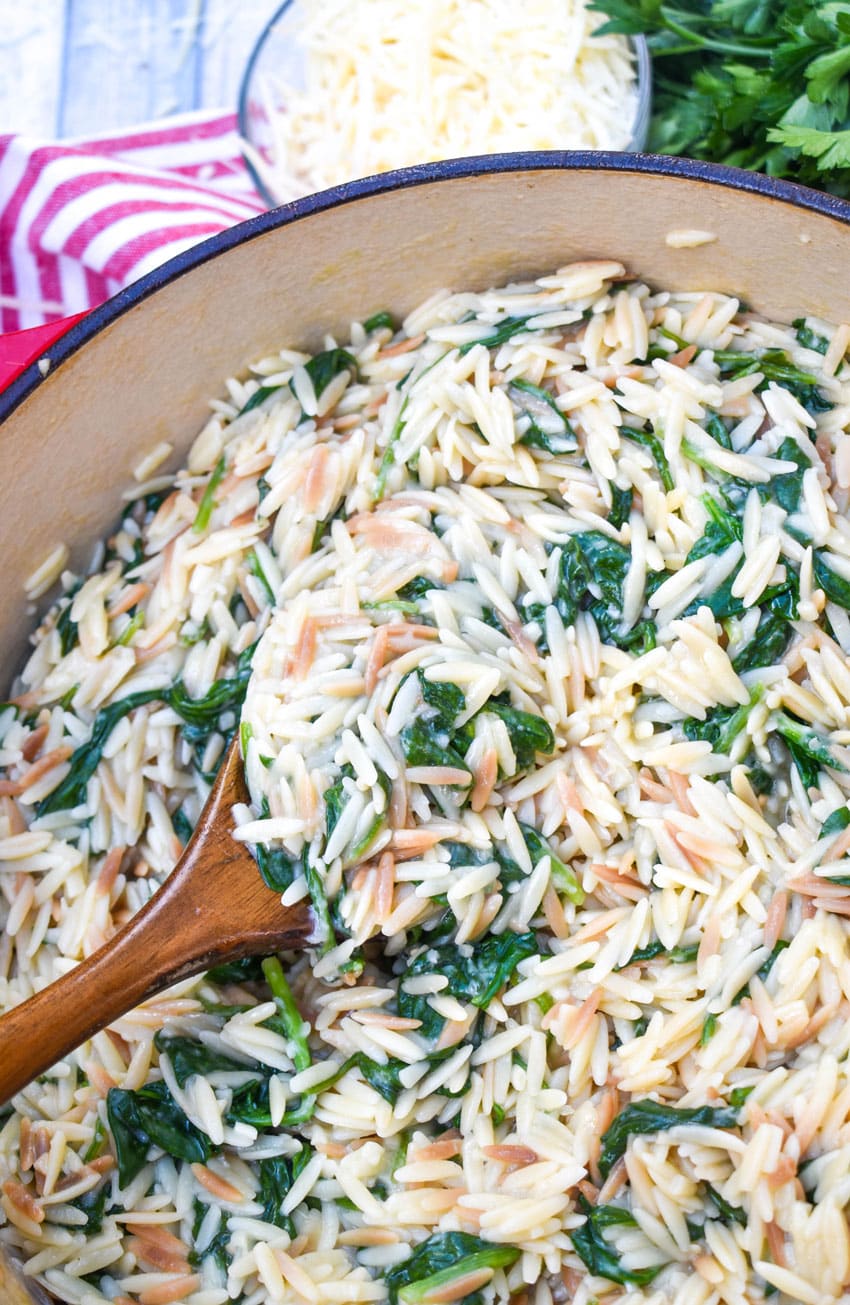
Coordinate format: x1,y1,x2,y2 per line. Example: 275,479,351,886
238,0,651,207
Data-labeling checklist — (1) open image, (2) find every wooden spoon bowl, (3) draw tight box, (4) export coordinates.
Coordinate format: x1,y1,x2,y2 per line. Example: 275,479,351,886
0,739,313,1105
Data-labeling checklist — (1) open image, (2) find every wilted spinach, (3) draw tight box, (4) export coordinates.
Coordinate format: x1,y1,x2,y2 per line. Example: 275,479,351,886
519,822,583,904
599,1100,739,1178
571,1198,664,1286
107,1082,212,1186
508,378,577,455
383,1231,520,1305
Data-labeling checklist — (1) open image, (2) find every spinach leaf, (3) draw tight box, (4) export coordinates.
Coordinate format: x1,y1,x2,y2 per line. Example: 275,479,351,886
609,484,633,530
153,1032,254,1086
714,348,832,414
375,400,409,499
703,1182,747,1227
617,940,699,969
685,494,742,564
813,550,850,610
255,840,301,894
823,806,850,838
400,718,470,776
205,956,266,985
458,316,533,356
419,672,465,730
519,822,583,904
258,1147,313,1234
324,764,392,864
621,425,674,491
683,686,762,755
383,1232,520,1305
730,939,791,1007
364,311,395,334
701,1013,718,1045
36,687,163,815
293,1050,411,1105
599,1100,739,1178
731,587,797,674
258,956,321,1123
398,575,441,603
398,932,538,1039
792,318,830,356
70,1181,110,1233
772,709,847,787
359,1056,409,1104
240,383,283,416
299,348,356,402
571,1199,664,1287
193,456,226,533
569,531,655,651
39,642,258,815
704,412,733,449
55,590,80,656
303,855,336,954
443,839,525,892
246,549,275,604
479,700,555,773
188,1198,230,1272
171,807,193,846
761,436,811,515
167,640,256,731
508,379,577,454
107,1082,212,1187
728,1086,754,1110
262,957,310,1073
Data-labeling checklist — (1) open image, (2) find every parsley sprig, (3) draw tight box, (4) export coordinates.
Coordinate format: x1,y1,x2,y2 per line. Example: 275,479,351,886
591,0,850,197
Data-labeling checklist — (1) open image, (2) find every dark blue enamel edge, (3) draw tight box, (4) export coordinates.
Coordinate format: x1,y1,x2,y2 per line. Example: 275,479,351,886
3,151,850,426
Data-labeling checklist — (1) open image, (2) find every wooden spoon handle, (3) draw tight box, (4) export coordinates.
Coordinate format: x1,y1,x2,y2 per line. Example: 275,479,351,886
0,742,312,1105
0,877,212,1102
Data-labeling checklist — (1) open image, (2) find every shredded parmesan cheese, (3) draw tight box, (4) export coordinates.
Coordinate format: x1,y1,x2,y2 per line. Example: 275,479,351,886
245,0,639,202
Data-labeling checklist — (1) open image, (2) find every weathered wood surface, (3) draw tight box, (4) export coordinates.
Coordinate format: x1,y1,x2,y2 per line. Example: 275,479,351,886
1,0,279,138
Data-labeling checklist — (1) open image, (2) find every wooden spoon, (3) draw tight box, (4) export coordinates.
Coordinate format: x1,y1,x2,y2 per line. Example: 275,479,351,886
0,1248,52,1305
0,738,314,1105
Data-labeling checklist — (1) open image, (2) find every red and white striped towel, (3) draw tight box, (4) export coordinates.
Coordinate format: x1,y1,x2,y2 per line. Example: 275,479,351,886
0,110,265,334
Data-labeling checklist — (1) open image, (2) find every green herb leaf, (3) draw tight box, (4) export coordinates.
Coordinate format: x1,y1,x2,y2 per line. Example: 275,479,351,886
296,348,357,408
571,1199,665,1287
621,425,674,491
383,1232,520,1305
153,1032,254,1087
599,1100,739,1178
107,1082,212,1187
793,317,830,355
508,379,578,455
193,456,226,533
519,822,584,904
364,311,396,333
772,709,847,787
398,931,538,1040
479,701,555,773
459,316,533,356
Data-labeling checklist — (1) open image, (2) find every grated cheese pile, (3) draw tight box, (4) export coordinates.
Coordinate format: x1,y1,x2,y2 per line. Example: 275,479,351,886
244,0,639,203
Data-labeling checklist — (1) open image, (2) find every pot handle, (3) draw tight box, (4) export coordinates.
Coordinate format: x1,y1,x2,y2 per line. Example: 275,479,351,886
0,313,87,394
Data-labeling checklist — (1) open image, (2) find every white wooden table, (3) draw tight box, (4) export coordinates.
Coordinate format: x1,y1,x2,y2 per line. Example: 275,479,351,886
1,0,281,139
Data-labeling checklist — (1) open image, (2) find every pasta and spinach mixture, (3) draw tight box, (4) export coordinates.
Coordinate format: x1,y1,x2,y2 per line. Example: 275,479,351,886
3,261,850,1305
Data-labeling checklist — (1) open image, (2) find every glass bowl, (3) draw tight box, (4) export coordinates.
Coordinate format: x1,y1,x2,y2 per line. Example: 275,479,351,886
238,0,652,208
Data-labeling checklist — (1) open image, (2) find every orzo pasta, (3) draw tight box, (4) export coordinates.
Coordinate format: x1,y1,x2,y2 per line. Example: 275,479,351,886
3,261,850,1305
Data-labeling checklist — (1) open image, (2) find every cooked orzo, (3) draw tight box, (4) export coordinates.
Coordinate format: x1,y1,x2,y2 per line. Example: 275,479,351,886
3,260,850,1305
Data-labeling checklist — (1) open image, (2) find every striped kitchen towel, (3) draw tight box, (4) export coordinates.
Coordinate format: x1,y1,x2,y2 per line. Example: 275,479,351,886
0,110,266,334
